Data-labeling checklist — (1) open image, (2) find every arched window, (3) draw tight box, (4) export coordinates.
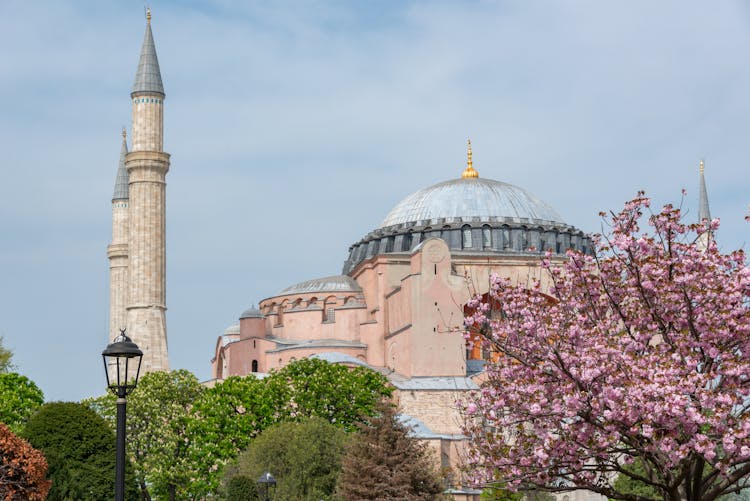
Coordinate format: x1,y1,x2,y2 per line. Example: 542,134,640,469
403,232,413,251
251,360,258,372
482,225,492,249
462,225,472,249
502,227,511,249
276,303,284,326
385,236,394,253
323,296,336,322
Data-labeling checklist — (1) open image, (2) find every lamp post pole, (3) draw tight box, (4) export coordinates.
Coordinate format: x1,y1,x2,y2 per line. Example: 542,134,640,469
103,329,143,501
115,385,127,501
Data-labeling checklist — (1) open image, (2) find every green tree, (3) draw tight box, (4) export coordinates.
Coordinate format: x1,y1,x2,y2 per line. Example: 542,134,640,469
186,375,272,497
337,400,445,501
0,337,13,373
186,360,392,498
22,401,137,501
88,369,204,501
265,358,393,431
225,475,259,501
0,422,50,500
0,373,44,434
228,418,348,501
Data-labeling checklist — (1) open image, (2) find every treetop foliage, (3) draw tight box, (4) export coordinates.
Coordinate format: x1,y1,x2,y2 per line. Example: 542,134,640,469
86,360,392,500
461,193,750,501
0,337,13,374
188,358,392,497
21,401,132,500
0,373,43,434
228,417,348,501
88,368,204,501
0,422,50,501
337,400,445,500
264,357,394,431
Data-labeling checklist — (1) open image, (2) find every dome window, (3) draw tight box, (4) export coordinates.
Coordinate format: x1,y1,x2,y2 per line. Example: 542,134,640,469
482,225,492,249
402,233,413,252
462,225,473,249
502,228,511,250
385,236,394,253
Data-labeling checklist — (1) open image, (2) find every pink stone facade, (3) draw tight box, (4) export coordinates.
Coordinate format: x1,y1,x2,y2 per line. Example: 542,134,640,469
210,234,575,497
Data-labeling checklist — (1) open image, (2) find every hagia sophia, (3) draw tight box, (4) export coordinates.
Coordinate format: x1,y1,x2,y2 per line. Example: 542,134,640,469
108,12,711,501
206,145,596,497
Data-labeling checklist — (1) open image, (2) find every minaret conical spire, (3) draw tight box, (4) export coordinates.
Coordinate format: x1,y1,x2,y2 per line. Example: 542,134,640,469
132,8,164,96
698,159,711,222
112,128,129,200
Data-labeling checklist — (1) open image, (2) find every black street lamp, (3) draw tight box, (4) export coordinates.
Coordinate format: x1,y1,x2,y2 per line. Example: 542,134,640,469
102,329,143,501
257,471,277,501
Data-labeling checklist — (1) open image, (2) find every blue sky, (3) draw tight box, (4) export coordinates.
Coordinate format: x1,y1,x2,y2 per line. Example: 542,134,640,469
1,0,748,401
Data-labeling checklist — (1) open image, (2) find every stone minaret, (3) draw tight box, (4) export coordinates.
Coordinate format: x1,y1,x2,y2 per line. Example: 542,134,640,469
125,9,170,372
697,159,712,250
108,129,130,342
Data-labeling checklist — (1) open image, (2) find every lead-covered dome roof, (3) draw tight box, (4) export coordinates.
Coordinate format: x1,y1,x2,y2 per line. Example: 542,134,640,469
279,275,362,296
380,178,565,228
239,306,264,319
342,144,592,275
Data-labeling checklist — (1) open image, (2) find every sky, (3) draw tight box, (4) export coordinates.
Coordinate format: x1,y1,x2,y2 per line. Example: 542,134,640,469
0,0,748,402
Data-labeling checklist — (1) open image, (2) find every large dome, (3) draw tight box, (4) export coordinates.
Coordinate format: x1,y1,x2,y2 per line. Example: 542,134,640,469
380,178,565,229
342,161,592,275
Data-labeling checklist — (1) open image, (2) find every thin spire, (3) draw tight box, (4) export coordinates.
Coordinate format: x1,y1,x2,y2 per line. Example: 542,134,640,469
461,139,479,178
112,129,129,201
698,159,711,222
132,9,164,96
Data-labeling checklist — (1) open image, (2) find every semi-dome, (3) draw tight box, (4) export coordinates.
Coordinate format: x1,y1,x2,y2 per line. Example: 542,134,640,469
223,322,240,335
279,275,362,296
380,177,565,229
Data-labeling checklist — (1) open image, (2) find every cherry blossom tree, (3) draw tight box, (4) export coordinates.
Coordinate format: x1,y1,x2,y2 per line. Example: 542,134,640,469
460,193,750,501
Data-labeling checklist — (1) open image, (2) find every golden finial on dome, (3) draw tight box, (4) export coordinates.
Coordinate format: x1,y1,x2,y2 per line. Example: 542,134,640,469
462,139,479,178
699,159,705,175
146,6,151,24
